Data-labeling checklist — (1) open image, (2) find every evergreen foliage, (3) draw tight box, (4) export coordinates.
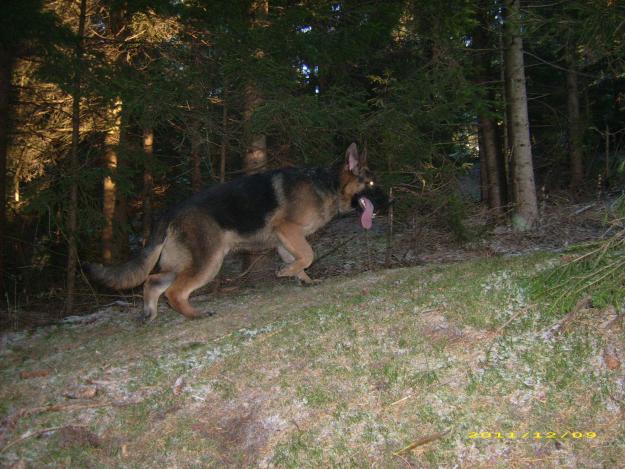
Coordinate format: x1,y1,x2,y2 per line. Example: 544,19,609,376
0,0,624,317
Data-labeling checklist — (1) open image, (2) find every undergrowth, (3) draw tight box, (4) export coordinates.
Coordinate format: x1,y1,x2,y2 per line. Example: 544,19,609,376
531,199,625,314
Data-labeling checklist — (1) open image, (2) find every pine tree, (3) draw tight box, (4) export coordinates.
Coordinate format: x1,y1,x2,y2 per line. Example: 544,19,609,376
503,0,538,230
65,0,88,315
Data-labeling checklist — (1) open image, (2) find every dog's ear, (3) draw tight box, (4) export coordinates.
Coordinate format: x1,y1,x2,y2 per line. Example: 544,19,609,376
345,142,364,175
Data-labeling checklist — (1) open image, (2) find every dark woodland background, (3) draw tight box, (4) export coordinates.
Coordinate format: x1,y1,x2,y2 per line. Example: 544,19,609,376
0,0,624,325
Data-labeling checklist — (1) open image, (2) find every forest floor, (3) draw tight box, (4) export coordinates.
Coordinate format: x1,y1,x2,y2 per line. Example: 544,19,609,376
1,195,609,329
1,198,624,467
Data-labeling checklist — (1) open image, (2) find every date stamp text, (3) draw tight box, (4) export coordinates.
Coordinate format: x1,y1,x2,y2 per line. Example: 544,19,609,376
468,431,597,440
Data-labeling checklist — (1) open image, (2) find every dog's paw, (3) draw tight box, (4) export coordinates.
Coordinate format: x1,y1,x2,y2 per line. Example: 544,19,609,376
200,310,216,318
136,311,157,325
298,278,321,287
188,310,215,319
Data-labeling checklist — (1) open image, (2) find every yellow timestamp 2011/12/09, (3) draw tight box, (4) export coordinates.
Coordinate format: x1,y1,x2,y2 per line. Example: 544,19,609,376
467,431,597,440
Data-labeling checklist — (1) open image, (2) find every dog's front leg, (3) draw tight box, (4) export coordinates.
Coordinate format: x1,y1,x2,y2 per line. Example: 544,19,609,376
275,223,314,283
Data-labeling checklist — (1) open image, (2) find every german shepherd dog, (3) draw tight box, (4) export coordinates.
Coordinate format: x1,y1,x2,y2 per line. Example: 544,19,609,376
86,143,383,322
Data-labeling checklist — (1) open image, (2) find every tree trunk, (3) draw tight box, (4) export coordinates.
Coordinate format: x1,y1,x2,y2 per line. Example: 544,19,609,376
13,174,19,202
190,125,202,193
566,50,583,190
220,93,228,183
473,1,503,215
605,124,610,181
142,128,154,243
65,0,87,315
244,0,269,175
242,0,270,280
100,2,130,263
243,84,267,174
503,0,538,230
499,17,514,203
102,99,122,263
113,119,130,261
495,122,509,204
479,116,503,213
0,45,14,295
478,127,488,203
13,156,24,202
242,78,268,280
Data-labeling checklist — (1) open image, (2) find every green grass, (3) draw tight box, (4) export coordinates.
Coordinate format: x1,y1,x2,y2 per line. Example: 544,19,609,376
1,252,624,467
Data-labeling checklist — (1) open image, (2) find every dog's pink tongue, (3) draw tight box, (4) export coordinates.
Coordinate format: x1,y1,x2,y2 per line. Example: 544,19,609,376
359,196,374,230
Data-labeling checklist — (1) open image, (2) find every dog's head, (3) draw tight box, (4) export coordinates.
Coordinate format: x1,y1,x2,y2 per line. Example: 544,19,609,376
338,143,388,229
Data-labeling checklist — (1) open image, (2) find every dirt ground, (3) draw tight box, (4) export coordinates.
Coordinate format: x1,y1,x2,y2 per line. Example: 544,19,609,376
1,196,624,467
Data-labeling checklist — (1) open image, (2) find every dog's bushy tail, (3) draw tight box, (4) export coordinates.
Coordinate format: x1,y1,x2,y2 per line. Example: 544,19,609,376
85,221,169,290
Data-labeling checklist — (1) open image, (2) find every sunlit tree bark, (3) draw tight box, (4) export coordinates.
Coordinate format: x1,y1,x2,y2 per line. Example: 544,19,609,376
142,127,154,242
65,0,87,315
0,46,13,294
102,99,122,263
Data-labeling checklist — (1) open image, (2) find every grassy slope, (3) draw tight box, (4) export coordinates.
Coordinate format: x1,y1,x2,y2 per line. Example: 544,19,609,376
1,253,624,468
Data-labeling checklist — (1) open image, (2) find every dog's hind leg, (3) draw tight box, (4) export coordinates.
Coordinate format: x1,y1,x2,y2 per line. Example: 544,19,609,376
277,245,313,284
165,251,225,319
141,271,176,323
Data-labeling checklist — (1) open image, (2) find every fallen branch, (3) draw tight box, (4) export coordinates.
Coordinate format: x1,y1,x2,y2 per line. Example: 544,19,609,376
0,402,114,451
393,428,451,456
495,306,531,334
1,425,85,454
573,203,595,215
24,402,112,416
387,393,414,408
